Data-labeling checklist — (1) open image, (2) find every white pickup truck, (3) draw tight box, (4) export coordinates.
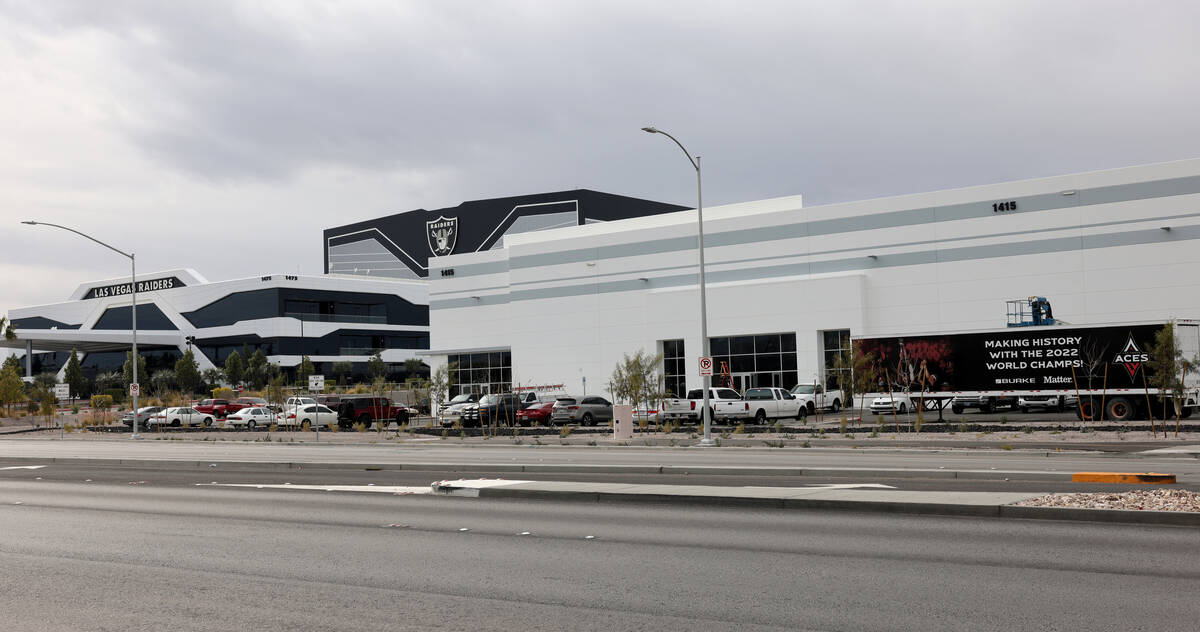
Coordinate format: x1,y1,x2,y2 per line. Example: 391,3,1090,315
661,388,744,422
789,384,846,415
714,387,806,423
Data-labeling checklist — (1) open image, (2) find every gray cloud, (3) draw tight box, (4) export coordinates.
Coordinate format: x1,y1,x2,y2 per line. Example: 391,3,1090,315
2,0,1199,321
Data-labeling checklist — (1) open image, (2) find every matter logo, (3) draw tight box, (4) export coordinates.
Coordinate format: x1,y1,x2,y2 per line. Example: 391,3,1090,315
426,216,459,257
1112,335,1149,379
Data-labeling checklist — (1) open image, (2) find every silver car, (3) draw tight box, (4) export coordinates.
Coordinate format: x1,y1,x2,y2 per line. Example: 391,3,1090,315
550,396,612,425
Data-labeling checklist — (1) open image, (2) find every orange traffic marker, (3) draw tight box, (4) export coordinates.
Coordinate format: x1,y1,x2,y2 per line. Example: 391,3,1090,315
1071,472,1176,484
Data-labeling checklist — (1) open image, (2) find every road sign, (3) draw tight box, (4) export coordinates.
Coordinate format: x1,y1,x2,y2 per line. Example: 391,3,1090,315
308,374,325,391
129,383,140,397
54,384,70,401
698,356,713,376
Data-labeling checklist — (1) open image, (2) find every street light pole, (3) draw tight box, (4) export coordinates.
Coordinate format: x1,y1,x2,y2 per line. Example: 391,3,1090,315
641,126,715,446
22,221,142,439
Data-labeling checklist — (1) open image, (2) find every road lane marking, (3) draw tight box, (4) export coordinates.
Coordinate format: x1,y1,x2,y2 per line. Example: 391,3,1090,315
0,466,47,470
743,483,897,490
200,483,435,494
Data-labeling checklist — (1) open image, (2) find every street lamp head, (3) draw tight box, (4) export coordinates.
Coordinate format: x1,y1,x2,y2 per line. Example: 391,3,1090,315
641,126,659,134
21,220,38,225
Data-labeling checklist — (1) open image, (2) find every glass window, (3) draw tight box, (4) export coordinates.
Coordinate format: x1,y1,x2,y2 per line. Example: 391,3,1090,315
661,338,686,399
755,334,781,354
730,336,754,355
822,329,852,389
710,338,728,355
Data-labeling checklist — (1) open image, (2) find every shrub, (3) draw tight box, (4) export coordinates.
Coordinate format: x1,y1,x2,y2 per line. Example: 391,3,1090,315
354,422,366,433
734,423,745,434
559,425,572,438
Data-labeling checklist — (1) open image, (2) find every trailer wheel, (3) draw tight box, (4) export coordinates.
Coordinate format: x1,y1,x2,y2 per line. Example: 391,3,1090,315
1076,398,1096,421
1106,397,1136,422
951,404,964,414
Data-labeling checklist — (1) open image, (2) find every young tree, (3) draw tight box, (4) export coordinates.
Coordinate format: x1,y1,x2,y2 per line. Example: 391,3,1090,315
1147,320,1195,435
298,355,315,386
39,388,56,427
2,354,21,375
34,372,57,390
850,342,879,423
150,369,175,397
332,360,352,386
224,350,245,386
0,362,25,416
94,371,122,393
64,349,87,400
173,348,199,395
122,352,148,388
403,358,425,379
266,373,285,416
428,362,455,417
246,350,268,389
608,350,662,420
367,352,387,381
201,367,226,390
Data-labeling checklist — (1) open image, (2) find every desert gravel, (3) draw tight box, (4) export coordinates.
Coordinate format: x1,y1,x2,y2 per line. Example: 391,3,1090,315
1016,489,1200,512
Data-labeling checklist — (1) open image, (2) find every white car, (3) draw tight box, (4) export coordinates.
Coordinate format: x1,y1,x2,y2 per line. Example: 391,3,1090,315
283,396,317,411
148,406,214,428
868,392,921,415
1018,395,1077,413
224,407,275,430
277,404,337,428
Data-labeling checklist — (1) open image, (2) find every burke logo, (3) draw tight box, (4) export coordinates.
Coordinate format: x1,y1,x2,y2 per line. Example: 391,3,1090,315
1113,335,1149,379
426,216,458,257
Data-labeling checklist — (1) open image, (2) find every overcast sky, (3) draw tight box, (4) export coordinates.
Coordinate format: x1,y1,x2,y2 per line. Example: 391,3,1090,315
2,0,1199,322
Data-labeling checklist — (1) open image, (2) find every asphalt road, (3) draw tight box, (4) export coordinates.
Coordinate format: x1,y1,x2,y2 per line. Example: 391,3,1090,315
1,472,1198,631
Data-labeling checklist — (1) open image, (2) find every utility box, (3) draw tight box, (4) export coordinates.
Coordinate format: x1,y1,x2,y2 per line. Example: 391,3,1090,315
613,404,633,440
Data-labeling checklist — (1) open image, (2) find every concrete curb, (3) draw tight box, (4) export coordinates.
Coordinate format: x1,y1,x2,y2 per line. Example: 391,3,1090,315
456,482,1200,526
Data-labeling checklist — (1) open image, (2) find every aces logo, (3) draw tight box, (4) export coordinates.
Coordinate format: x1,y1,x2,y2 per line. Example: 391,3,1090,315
426,216,459,257
1112,335,1149,379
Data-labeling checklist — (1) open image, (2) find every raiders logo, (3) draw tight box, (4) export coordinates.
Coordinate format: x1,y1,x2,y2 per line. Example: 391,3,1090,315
426,216,459,257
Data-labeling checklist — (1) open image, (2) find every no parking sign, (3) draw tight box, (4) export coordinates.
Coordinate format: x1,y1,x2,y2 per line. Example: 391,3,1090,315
698,356,713,376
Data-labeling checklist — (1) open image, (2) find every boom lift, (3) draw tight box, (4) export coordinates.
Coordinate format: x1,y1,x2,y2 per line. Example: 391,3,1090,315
1006,296,1063,327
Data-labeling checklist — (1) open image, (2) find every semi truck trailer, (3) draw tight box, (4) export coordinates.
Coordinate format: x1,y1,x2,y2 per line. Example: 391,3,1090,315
853,320,1199,421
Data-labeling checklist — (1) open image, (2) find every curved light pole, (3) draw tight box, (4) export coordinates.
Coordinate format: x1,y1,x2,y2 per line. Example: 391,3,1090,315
22,221,142,439
641,126,715,446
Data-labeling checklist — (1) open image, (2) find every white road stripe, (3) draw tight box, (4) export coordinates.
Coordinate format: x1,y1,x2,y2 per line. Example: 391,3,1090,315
0,466,47,470
743,483,897,490
200,483,434,494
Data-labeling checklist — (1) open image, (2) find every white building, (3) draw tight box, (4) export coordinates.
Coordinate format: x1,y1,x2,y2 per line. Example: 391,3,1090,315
426,158,1200,398
3,269,429,382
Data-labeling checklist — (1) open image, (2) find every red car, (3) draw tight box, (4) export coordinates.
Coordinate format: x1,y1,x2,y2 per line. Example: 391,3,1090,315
515,401,554,426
